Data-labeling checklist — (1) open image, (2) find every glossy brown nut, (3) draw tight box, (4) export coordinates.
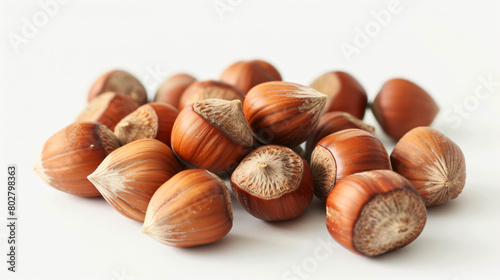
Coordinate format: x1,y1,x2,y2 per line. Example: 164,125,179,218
114,102,179,147
76,92,139,131
243,81,327,147
310,128,391,202
230,145,314,222
171,99,254,174
178,80,244,111
142,169,233,247
310,71,368,119
88,139,182,222
326,170,427,257
305,111,375,161
372,78,439,140
220,59,282,94
154,73,196,108
88,70,148,105
391,127,466,206
34,122,121,197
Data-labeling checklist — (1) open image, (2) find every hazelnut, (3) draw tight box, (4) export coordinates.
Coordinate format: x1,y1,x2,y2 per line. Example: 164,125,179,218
327,170,427,257
76,92,139,130
391,127,466,206
243,81,327,147
310,71,368,119
142,169,233,247
88,139,182,222
230,145,314,222
154,73,196,108
310,128,391,202
114,102,179,147
371,78,439,140
171,99,253,174
220,59,282,94
178,80,244,111
305,111,375,161
34,122,121,197
88,70,148,105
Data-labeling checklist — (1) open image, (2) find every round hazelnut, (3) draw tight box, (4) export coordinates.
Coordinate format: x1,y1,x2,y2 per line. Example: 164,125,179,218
327,170,427,257
154,73,196,108
310,128,391,202
88,139,182,222
230,145,314,222
171,98,253,174
114,102,179,147
34,122,121,197
243,81,327,147
76,92,139,131
391,126,466,206
371,78,439,140
305,111,375,161
142,169,233,247
220,59,282,94
310,71,368,119
88,70,148,105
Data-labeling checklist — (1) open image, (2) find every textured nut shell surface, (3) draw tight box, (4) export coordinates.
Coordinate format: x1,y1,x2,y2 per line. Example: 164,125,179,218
178,80,244,111
88,139,182,221
88,70,148,105
391,126,466,206
310,71,367,119
305,111,375,160
326,170,427,256
77,92,139,130
142,169,233,247
230,145,314,221
34,122,121,197
311,129,391,201
171,100,252,174
114,102,179,146
243,81,327,147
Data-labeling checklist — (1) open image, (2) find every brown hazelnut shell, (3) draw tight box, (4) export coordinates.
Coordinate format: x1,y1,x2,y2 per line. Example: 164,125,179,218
305,111,375,161
88,139,182,222
310,71,367,119
391,127,466,206
88,70,148,105
171,99,253,174
310,128,391,202
142,169,233,247
34,122,121,197
326,170,427,257
76,92,139,131
371,78,439,140
154,73,196,107
178,80,244,111
220,60,282,94
114,102,179,147
230,145,314,222
243,81,327,147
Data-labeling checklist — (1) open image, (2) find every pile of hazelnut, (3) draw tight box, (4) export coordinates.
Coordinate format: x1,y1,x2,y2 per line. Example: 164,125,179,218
34,60,466,257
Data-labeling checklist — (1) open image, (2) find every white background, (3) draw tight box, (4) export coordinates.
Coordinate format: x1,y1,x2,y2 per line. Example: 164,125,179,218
1,0,500,279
